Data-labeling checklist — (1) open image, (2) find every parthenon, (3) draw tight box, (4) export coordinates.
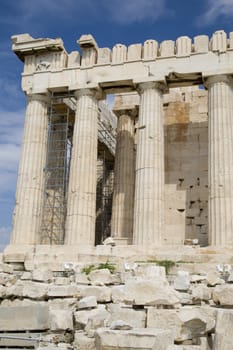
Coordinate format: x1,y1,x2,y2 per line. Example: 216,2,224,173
7,30,233,253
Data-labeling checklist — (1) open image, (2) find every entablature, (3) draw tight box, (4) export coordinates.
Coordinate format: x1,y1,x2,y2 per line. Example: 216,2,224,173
13,30,233,95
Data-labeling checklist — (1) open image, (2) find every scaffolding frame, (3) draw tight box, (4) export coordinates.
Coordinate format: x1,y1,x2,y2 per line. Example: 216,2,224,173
40,92,74,244
40,92,117,245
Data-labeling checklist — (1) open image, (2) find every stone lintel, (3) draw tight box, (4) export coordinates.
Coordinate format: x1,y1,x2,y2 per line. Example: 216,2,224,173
12,34,66,61
133,76,166,86
113,92,139,115
203,70,233,81
19,49,233,95
166,71,203,87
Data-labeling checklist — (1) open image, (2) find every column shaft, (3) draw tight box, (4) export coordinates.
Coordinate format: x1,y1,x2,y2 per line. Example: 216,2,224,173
207,75,233,245
65,89,98,245
11,94,49,244
111,112,135,243
133,82,164,245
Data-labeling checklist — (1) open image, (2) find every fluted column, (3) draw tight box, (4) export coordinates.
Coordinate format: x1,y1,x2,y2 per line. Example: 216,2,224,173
133,82,164,245
111,111,135,244
206,74,233,246
11,94,49,244
65,89,98,245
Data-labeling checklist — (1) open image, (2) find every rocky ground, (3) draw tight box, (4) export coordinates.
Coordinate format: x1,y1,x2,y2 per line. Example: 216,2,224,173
0,254,232,349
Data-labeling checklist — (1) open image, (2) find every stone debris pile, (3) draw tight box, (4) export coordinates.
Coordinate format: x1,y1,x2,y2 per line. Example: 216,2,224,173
0,258,233,349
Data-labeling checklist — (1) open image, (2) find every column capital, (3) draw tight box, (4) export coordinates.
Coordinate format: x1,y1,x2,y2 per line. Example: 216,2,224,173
137,81,167,94
26,93,50,104
204,74,233,88
113,107,138,119
74,87,104,100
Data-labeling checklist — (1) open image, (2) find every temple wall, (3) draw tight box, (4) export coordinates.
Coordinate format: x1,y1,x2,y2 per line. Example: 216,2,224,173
164,87,208,246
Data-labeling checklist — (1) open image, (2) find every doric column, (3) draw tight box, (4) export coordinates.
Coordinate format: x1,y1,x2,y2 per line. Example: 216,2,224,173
11,94,49,244
111,110,136,244
65,89,99,245
133,82,165,245
206,74,233,246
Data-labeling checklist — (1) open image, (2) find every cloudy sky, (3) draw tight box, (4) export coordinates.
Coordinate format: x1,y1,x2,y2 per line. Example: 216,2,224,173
0,0,232,250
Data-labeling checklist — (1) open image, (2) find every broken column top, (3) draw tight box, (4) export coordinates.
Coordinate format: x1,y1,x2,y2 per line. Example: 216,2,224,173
77,34,98,50
11,33,66,61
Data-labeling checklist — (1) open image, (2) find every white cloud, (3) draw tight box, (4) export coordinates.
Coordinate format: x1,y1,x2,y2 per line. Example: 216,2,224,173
0,144,20,173
0,226,11,251
199,0,233,24
1,0,167,29
0,109,24,195
102,0,166,24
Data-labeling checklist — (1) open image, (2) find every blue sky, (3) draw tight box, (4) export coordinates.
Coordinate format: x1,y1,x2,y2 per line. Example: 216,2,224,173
0,0,233,250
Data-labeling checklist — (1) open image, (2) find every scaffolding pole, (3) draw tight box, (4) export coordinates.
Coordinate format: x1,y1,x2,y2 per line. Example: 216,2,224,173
40,92,74,244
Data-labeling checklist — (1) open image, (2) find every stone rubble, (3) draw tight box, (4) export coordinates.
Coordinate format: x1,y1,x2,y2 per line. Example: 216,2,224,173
0,258,232,349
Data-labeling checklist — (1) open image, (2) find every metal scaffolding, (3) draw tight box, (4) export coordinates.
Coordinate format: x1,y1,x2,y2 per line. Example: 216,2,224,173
40,93,116,245
40,92,74,244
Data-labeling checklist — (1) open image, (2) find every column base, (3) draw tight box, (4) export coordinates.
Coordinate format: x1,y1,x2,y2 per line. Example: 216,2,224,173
3,244,35,263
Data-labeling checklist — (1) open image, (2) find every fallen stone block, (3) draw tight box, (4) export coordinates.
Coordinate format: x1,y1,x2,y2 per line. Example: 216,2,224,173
49,309,73,331
88,268,113,285
0,272,16,286
214,309,233,349
107,303,146,328
0,262,14,274
174,271,190,291
86,312,110,337
47,284,79,298
191,285,211,302
75,305,110,330
78,285,112,302
95,328,173,350
74,332,96,350
112,277,180,307
32,268,53,282
212,284,233,305
0,305,49,331
190,274,206,283
21,271,32,280
0,332,41,347
206,272,224,286
75,272,89,285
48,297,77,310
77,295,97,309
147,306,215,342
6,281,48,300
176,292,193,305
21,281,48,299
54,277,70,285
133,264,167,280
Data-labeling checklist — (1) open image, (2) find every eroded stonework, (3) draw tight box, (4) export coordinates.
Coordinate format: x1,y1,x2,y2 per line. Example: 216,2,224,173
8,29,233,250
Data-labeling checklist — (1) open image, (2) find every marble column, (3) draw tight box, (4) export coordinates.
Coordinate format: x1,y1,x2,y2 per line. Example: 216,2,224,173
11,94,49,244
65,89,98,245
133,82,164,245
111,110,135,244
206,75,233,246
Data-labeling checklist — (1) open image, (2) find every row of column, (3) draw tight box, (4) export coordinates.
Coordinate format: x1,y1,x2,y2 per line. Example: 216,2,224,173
11,75,233,246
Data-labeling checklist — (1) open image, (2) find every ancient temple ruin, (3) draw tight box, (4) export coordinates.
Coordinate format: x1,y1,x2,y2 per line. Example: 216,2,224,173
8,30,233,251
1,30,233,350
